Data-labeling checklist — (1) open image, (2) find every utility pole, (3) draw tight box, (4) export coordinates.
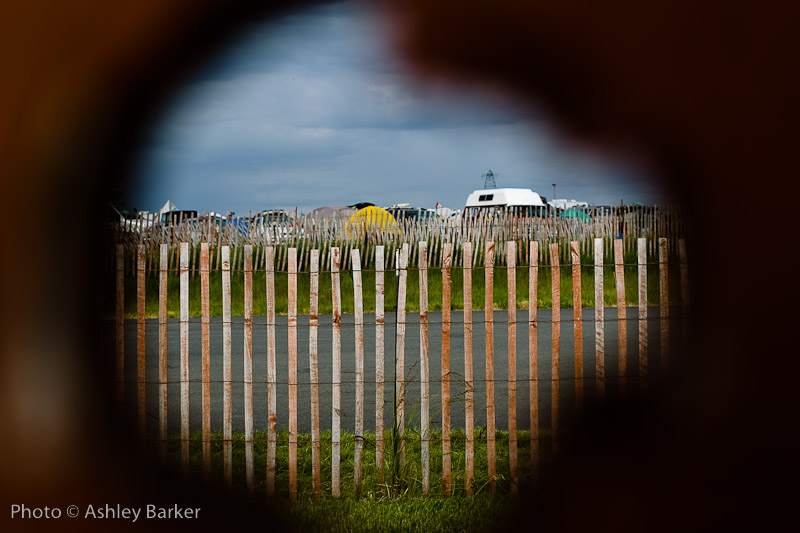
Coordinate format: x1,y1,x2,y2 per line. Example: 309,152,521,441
552,183,556,201
483,170,497,189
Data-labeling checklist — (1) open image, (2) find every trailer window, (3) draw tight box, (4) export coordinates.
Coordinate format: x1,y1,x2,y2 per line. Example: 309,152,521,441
478,194,494,202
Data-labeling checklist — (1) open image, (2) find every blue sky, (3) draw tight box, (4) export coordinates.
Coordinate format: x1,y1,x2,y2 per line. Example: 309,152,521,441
128,0,663,215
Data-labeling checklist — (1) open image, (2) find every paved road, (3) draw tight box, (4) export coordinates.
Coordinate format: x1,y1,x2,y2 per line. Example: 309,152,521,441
113,307,683,435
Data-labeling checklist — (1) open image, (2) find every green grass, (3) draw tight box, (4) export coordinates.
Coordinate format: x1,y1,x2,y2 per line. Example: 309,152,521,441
163,428,551,531
282,494,512,532
112,255,684,319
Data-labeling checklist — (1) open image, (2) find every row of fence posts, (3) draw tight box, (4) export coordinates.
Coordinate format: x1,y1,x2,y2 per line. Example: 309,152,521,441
115,237,690,499
111,204,688,276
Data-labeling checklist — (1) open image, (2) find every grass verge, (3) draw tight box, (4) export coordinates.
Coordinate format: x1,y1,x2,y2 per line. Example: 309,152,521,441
160,428,552,531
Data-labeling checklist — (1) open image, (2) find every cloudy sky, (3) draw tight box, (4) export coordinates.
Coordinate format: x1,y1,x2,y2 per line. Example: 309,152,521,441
127,0,663,215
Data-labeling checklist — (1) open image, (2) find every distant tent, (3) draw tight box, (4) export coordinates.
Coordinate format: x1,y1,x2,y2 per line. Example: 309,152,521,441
435,206,456,219
159,200,178,215
308,205,356,221
349,206,397,233
560,207,592,222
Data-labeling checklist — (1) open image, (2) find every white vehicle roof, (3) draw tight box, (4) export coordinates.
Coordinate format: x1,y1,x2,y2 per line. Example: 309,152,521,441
465,188,546,208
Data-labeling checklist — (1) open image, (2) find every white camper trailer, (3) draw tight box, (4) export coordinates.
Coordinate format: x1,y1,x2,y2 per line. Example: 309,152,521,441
464,187,547,218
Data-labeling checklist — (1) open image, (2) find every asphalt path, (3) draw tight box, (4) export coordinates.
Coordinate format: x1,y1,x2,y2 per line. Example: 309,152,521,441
115,307,683,435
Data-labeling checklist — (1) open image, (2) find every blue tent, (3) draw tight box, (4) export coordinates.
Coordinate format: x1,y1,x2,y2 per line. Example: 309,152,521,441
559,207,592,222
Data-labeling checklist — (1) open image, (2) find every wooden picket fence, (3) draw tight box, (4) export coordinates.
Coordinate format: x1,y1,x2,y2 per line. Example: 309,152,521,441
110,204,687,275
114,234,690,499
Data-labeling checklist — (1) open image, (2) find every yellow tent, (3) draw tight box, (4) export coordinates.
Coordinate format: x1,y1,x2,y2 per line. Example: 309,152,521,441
348,206,397,235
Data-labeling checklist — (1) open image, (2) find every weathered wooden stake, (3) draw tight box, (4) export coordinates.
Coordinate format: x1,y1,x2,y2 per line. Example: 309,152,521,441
180,242,189,474
201,243,211,480
506,241,518,495
594,238,605,402
463,241,474,495
571,241,584,413
484,241,496,496
614,239,627,395
222,246,232,489
395,243,409,471
550,242,560,449
441,243,453,497
331,247,342,498
288,248,298,501
375,246,385,486
419,241,430,494
137,245,147,437
266,247,277,497
352,248,365,496
659,238,669,367
529,241,539,479
244,245,255,492
309,249,321,499
158,244,168,462
638,238,647,389
216,221,223,270
116,245,124,406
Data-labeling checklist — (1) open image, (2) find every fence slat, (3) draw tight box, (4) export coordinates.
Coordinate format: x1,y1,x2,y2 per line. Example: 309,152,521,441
170,224,177,272
216,219,223,271
201,243,211,480
571,241,583,413
137,245,147,437
463,241,474,495
484,241,496,496
331,247,342,498
116,245,124,406
180,242,189,474
244,245,255,492
528,241,539,480
638,237,647,389
594,238,605,402
441,243,453,497
266,246,277,497
222,246,232,489
419,241,430,494
158,244,168,462
394,243,409,474
375,246,385,487
550,242,560,449
352,248,364,496
288,248,298,501
659,238,669,367
309,249,321,499
321,240,329,280
614,239,627,395
506,241,518,495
